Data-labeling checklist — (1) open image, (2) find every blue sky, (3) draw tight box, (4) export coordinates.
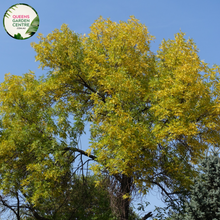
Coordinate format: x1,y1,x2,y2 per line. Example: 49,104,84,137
0,0,220,218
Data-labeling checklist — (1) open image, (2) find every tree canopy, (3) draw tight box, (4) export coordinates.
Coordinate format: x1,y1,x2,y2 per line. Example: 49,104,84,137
0,16,220,219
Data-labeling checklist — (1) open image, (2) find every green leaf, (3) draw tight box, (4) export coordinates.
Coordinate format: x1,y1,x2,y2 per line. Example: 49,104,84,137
14,33,24,39
25,16,39,35
26,26,38,34
31,16,39,27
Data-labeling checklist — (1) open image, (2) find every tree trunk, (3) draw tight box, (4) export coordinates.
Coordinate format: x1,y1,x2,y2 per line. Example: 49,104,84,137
120,174,133,220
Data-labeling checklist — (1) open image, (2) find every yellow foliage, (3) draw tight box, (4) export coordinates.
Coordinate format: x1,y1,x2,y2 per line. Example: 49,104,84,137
0,16,219,206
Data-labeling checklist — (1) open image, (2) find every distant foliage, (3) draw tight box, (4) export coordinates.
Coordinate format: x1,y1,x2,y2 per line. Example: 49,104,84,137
169,151,220,220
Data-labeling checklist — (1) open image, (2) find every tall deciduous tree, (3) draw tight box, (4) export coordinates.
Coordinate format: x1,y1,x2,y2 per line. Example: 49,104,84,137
0,16,220,219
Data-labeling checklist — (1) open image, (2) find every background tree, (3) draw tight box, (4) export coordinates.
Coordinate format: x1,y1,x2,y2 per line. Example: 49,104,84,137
0,174,120,220
166,149,220,219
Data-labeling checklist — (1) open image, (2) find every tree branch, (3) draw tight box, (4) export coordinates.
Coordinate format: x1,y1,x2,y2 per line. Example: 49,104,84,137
63,147,97,160
142,212,153,220
76,74,106,103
